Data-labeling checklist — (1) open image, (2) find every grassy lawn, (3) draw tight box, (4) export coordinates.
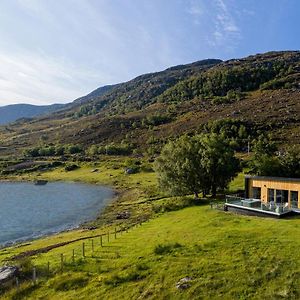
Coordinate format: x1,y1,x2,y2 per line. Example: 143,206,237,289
3,205,300,299
2,160,299,299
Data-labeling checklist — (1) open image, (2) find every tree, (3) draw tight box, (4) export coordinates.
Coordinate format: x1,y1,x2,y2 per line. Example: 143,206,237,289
200,134,241,197
249,135,279,175
250,138,300,178
252,134,277,156
154,135,206,198
279,146,300,178
155,134,240,198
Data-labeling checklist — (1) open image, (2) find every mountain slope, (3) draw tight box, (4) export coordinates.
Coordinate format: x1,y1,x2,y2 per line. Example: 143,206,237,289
0,51,299,156
67,84,119,107
70,59,222,116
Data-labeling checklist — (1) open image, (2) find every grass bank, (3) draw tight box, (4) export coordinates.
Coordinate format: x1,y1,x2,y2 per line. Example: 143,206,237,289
5,158,298,299
2,204,300,299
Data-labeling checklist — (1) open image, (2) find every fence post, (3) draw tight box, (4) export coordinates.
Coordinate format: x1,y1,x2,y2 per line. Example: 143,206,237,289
114,227,117,239
16,277,19,290
91,239,94,256
82,242,85,257
47,261,50,275
32,267,36,285
100,235,103,247
72,249,75,263
60,254,64,272
107,232,110,243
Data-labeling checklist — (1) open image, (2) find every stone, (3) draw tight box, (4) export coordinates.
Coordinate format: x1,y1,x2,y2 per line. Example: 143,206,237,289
125,168,134,174
175,277,193,289
116,211,131,219
0,266,19,285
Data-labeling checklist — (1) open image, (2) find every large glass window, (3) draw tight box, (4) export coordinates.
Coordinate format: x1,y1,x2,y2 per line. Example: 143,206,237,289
268,189,275,202
252,187,261,199
290,191,298,208
275,189,289,204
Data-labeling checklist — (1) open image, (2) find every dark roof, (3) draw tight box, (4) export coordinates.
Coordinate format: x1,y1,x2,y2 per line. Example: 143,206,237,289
245,175,300,183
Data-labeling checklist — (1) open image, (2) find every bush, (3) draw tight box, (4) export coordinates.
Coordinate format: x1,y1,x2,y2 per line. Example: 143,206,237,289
65,164,80,171
67,144,82,154
18,257,34,278
104,271,146,286
49,273,89,291
142,114,172,127
154,243,182,255
97,143,133,155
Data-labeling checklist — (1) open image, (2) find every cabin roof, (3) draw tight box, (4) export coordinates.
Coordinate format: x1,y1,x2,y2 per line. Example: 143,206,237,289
245,175,300,183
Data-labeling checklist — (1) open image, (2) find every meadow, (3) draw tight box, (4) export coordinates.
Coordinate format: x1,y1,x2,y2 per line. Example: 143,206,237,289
1,159,300,299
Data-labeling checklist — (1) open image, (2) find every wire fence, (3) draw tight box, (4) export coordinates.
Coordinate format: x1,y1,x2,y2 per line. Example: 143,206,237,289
4,219,150,291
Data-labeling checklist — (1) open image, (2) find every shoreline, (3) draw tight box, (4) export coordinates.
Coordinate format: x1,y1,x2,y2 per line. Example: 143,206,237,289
0,179,120,251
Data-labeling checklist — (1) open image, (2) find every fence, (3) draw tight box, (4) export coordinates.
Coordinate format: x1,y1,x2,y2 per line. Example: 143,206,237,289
5,219,150,291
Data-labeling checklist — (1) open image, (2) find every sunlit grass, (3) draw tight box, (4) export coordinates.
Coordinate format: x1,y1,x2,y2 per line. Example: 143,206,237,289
3,206,300,299
3,163,296,299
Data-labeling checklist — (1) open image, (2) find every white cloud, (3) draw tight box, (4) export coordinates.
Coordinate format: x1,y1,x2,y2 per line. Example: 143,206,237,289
0,0,246,106
187,0,203,16
0,51,110,106
211,0,241,48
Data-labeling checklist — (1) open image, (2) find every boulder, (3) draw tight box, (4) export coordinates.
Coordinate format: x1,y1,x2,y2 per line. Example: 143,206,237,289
0,266,19,286
125,168,134,174
175,277,192,289
116,211,131,219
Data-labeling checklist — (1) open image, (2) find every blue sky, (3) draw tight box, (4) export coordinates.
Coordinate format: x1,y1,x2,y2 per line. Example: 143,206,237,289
0,0,299,106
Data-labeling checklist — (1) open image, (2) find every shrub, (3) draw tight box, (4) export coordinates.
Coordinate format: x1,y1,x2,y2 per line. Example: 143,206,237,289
49,273,89,291
97,143,133,155
104,271,146,286
65,164,80,171
18,257,34,278
142,114,172,127
67,144,82,154
154,243,182,255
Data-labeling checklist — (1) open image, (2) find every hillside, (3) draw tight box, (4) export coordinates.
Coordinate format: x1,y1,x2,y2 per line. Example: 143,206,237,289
0,51,299,156
0,103,65,125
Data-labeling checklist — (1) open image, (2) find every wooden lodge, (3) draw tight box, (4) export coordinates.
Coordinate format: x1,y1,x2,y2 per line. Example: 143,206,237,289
245,175,300,209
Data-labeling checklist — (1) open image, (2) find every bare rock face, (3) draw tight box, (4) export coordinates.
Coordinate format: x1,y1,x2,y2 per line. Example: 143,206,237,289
0,266,19,285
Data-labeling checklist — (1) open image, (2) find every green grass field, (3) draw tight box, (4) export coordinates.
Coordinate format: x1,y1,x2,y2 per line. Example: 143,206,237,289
3,205,300,299
2,160,300,299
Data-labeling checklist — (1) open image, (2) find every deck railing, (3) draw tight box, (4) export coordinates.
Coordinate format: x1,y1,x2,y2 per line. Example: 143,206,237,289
225,195,292,214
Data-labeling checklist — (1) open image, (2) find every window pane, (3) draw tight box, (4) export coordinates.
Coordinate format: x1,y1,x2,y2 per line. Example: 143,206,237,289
291,191,298,208
252,187,261,199
268,189,274,202
276,189,289,204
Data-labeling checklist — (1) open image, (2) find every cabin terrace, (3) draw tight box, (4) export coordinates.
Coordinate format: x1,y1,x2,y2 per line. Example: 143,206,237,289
225,175,300,218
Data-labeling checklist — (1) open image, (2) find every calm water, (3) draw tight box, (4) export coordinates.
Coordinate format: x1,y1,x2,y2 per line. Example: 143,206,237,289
0,182,114,246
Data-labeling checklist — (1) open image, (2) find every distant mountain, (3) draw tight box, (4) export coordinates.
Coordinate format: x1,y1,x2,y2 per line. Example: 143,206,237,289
0,84,118,125
0,103,65,125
